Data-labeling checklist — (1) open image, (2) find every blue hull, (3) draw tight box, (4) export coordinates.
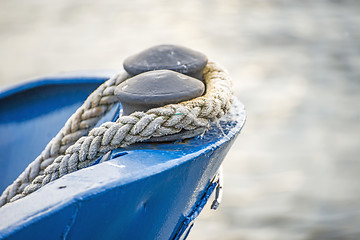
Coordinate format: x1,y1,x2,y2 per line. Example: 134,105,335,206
0,72,245,240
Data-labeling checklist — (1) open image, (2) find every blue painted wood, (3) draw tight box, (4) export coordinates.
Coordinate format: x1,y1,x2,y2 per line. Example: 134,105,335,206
0,71,116,193
0,72,245,240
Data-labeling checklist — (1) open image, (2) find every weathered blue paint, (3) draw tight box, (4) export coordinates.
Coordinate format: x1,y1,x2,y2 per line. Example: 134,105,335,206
0,72,245,240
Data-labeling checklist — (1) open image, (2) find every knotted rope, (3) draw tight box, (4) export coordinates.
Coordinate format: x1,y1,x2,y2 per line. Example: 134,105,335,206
0,61,233,207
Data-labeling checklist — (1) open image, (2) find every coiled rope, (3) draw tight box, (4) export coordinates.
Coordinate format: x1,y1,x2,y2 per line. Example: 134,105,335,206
0,61,233,207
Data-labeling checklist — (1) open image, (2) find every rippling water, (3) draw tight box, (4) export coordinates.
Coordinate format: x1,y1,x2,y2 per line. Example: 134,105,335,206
1,0,360,239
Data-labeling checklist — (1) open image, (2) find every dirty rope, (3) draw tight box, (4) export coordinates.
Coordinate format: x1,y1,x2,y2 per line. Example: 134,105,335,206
0,62,233,207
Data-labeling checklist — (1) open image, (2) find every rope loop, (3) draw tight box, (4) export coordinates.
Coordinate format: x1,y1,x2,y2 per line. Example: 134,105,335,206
0,61,233,207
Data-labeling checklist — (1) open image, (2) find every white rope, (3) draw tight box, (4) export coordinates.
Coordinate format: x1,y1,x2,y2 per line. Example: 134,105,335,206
0,61,233,207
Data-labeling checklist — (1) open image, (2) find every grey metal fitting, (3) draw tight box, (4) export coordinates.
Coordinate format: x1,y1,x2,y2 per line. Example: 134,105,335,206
115,69,204,115
123,44,208,80
117,45,209,142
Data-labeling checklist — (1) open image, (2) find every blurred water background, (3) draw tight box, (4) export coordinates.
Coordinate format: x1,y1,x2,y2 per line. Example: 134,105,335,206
1,0,360,239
